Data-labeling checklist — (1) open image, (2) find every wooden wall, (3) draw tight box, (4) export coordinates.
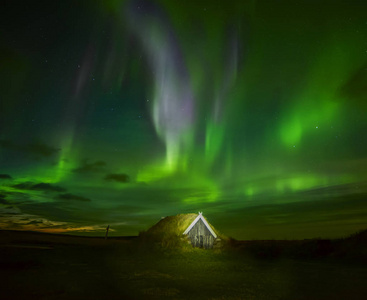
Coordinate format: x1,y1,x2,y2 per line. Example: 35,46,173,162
187,219,215,249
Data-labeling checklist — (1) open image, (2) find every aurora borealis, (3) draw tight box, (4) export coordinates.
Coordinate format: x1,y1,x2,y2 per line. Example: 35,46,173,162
1,0,367,239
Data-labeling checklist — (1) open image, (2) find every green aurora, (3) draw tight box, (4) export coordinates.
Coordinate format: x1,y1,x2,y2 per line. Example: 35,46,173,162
1,0,367,239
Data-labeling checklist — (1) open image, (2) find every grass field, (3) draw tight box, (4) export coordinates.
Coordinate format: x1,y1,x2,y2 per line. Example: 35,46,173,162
1,230,367,300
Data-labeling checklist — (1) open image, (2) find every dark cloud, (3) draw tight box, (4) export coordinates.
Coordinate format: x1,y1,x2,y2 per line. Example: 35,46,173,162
113,204,143,215
341,63,367,104
0,198,10,205
104,173,130,183
0,174,12,180
0,140,17,150
73,160,107,173
55,193,91,202
216,193,367,239
20,202,78,223
299,181,367,198
25,142,60,157
0,139,59,157
12,182,66,193
0,206,21,215
25,220,44,225
0,192,10,205
0,189,34,203
11,182,32,190
225,193,367,227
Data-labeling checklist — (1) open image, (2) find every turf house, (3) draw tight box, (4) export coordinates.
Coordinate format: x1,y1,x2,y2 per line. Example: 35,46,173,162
143,212,220,249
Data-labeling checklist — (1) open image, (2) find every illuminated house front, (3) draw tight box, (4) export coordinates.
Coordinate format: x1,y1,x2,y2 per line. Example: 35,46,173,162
183,212,217,249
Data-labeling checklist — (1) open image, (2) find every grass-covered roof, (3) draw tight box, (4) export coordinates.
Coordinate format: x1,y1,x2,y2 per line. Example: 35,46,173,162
146,213,198,236
144,213,223,239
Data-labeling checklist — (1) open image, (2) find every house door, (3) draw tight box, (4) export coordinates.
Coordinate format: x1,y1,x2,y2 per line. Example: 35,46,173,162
199,235,203,248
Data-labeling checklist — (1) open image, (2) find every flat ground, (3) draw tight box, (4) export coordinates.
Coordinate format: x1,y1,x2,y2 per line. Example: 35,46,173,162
1,231,366,300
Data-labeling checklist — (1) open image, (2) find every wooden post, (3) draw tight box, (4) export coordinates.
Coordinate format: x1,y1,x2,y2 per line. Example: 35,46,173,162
105,225,110,240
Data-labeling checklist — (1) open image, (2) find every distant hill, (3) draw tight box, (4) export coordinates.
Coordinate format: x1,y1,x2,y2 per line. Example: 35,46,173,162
345,228,367,242
0,230,136,248
229,228,367,260
332,229,367,260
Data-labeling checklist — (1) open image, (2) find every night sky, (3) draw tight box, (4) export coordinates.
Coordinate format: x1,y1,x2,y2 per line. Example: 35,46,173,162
1,0,367,239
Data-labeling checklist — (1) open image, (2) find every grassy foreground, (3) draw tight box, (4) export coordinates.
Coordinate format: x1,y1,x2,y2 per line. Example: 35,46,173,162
1,230,367,300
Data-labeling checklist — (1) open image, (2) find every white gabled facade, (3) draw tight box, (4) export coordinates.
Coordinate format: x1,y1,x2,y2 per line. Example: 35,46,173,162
183,212,217,238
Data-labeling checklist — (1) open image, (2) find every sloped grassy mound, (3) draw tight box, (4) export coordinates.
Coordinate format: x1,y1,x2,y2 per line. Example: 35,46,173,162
138,213,226,250
146,214,197,236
